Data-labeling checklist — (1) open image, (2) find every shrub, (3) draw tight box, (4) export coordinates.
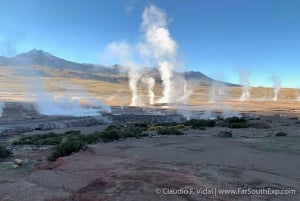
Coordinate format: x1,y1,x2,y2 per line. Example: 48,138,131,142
121,126,144,138
0,145,12,158
184,119,216,129
229,122,249,128
101,124,146,142
275,131,287,137
64,130,81,135
225,117,247,123
289,117,298,120
48,138,85,161
147,126,157,131
12,131,86,146
156,122,178,127
157,126,183,135
100,128,122,142
132,123,149,128
79,132,102,144
223,117,248,128
173,124,185,129
12,133,63,145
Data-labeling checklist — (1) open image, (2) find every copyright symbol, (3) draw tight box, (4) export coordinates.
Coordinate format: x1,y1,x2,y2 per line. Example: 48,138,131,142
156,189,161,194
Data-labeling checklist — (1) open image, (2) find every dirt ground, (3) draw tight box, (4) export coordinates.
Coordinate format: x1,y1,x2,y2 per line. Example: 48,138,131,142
0,101,300,201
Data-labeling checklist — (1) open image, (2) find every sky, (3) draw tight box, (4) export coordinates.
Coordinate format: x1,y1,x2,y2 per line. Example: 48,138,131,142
0,0,300,87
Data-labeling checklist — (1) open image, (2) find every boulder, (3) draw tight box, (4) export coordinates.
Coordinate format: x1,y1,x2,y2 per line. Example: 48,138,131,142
14,159,23,166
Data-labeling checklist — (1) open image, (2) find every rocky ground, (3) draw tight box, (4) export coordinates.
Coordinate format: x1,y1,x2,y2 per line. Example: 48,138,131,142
0,102,300,201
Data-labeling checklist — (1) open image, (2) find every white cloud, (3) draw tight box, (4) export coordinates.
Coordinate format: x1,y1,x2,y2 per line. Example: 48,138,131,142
125,0,138,14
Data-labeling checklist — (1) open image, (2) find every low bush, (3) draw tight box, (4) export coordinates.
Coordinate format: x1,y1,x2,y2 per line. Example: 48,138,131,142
184,119,216,129
156,126,183,135
12,133,63,145
289,117,298,120
147,126,157,131
173,124,185,129
225,117,247,123
0,145,12,158
79,132,103,144
275,131,287,137
222,117,248,128
101,124,147,142
156,122,178,127
12,131,82,146
229,122,249,128
48,138,85,161
100,128,122,142
132,123,149,128
64,130,81,135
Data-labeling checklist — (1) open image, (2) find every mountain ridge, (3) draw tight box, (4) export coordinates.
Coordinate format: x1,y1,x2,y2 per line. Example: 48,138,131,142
0,49,238,86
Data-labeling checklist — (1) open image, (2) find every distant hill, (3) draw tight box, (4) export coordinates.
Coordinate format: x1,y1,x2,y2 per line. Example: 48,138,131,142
0,49,238,86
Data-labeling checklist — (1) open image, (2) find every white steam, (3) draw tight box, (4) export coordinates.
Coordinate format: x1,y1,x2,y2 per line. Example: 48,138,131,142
128,65,142,106
158,61,173,103
141,77,155,105
182,79,192,104
33,87,110,116
239,69,251,101
140,4,178,103
102,41,142,106
101,4,186,106
34,93,100,117
270,75,281,101
23,68,110,116
209,82,226,103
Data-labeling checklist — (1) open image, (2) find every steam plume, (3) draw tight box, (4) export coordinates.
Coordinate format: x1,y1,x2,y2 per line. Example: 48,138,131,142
140,4,178,103
102,41,142,106
23,68,110,116
239,69,251,101
158,61,173,103
182,79,192,104
142,77,155,105
128,65,142,106
101,4,185,105
209,82,225,103
270,75,281,101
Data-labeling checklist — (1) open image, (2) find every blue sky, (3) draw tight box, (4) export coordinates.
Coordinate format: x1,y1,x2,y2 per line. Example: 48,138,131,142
0,0,300,87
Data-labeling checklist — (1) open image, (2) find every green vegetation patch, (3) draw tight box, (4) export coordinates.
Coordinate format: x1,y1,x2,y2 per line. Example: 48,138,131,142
184,119,216,129
101,124,148,142
156,126,183,135
275,131,288,137
221,117,249,128
229,122,249,128
0,145,12,158
47,138,86,161
12,122,186,161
